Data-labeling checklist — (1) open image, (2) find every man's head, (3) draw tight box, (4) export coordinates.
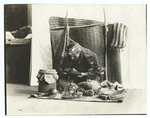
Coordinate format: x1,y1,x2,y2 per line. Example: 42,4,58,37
66,42,82,60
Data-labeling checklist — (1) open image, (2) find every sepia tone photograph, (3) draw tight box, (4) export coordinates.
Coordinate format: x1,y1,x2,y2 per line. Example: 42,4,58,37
4,4,147,115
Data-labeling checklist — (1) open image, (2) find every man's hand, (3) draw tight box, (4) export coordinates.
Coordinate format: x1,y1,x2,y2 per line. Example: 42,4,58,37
78,72,87,78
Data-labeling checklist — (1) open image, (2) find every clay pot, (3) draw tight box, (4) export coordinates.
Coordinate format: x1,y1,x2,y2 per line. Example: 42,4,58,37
37,69,59,92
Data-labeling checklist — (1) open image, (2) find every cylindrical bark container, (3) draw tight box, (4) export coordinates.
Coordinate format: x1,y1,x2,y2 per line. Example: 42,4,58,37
36,69,59,92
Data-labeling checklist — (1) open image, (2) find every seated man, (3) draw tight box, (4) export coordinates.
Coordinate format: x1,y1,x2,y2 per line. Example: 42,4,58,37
58,41,104,96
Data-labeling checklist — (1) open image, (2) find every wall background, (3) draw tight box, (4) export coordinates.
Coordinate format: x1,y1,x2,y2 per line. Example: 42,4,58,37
4,4,28,31
30,4,146,89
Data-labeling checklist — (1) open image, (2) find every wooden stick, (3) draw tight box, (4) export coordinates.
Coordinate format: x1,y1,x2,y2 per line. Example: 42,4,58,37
103,8,108,81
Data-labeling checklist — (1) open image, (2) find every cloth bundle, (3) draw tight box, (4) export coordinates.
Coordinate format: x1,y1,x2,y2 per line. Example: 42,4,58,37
110,23,128,52
11,26,32,38
99,80,127,101
6,26,32,41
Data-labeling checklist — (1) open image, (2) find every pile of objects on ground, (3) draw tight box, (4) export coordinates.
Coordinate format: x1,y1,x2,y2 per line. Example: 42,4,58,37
29,69,127,102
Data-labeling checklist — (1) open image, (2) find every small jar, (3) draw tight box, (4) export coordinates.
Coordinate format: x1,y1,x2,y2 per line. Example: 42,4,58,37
36,69,59,92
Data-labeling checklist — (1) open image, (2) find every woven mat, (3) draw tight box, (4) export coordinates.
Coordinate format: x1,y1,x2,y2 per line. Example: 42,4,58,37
29,93,123,103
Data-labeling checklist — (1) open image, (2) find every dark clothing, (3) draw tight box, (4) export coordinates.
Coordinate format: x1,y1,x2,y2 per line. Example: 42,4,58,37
61,47,102,84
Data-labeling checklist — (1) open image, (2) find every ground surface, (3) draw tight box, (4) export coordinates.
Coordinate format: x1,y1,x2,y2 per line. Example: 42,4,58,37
6,83,146,115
